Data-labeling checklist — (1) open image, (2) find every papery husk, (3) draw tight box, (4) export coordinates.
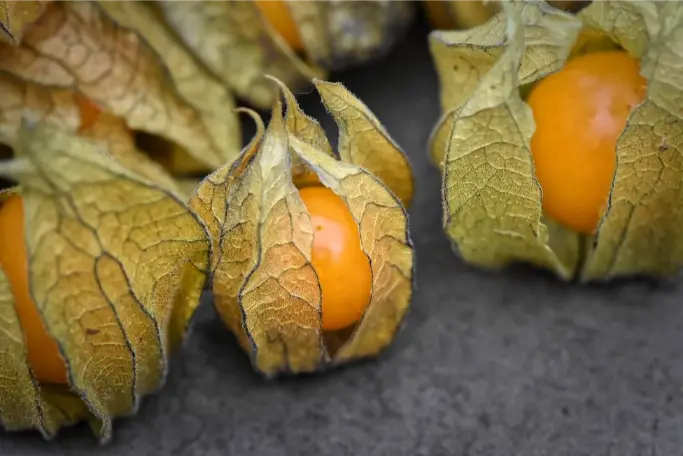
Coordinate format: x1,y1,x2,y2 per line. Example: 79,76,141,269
0,0,241,179
314,80,415,207
0,0,50,44
1,0,412,164
0,187,58,438
282,1,414,71
157,0,414,110
268,74,415,207
579,1,683,281
192,78,414,377
429,0,683,282
0,72,187,198
95,0,241,175
0,121,210,442
156,0,321,110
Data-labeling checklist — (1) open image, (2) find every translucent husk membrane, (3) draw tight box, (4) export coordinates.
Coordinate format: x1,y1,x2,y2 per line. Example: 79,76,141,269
0,1,242,200
429,0,683,282
0,121,210,442
0,1,416,202
191,78,415,377
156,0,415,107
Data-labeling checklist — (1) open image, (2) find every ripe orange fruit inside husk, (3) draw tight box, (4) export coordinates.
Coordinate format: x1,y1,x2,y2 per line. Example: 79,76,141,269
254,1,304,52
76,95,102,131
0,195,68,384
299,186,372,331
423,1,496,30
0,96,99,385
528,50,647,235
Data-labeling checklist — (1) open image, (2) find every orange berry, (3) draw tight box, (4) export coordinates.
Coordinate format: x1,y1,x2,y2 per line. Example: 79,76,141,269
423,0,457,30
299,186,372,331
423,1,498,30
254,1,304,52
76,94,102,132
527,51,647,234
0,195,68,384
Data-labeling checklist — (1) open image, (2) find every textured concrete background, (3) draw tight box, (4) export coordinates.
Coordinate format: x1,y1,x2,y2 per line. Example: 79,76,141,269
3,19,683,456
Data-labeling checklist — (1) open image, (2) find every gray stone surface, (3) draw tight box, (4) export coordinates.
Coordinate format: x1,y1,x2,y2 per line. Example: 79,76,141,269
3,20,683,456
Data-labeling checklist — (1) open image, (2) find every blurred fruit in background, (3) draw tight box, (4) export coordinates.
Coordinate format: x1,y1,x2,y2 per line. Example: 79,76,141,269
423,0,589,30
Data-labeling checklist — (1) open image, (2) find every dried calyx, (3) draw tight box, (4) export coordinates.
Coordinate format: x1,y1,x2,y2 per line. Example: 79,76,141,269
0,0,418,200
0,1,243,200
0,121,210,442
191,78,415,377
429,0,683,281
